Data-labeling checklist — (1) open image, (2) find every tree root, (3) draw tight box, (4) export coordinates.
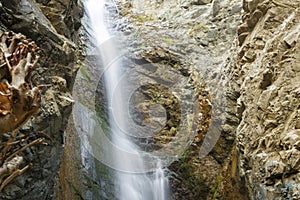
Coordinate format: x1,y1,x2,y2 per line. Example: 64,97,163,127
0,31,44,190
0,31,41,134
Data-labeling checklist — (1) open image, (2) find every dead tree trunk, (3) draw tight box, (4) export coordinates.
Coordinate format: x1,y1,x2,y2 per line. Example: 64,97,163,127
0,32,41,134
0,32,44,190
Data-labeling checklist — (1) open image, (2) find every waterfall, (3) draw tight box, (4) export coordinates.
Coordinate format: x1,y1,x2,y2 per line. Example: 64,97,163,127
82,0,170,199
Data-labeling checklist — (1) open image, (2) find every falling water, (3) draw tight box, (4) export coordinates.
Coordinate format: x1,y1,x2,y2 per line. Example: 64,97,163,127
83,0,170,199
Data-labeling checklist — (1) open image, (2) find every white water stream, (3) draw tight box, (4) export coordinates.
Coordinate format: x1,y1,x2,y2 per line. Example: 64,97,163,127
83,0,170,199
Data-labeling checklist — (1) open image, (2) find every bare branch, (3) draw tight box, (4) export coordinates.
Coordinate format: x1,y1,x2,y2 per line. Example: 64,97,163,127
0,163,31,191
5,138,45,162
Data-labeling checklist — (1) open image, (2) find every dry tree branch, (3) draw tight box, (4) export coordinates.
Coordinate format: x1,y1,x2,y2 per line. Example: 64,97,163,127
0,156,24,183
5,138,45,163
0,134,46,191
0,138,27,147
0,130,18,163
0,162,32,191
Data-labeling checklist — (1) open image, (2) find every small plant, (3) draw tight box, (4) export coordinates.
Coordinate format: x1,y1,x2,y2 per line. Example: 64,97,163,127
80,64,90,81
162,38,174,45
133,14,154,23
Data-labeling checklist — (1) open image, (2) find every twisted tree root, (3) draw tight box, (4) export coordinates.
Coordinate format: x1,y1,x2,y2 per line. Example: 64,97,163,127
0,31,43,190
0,32,41,134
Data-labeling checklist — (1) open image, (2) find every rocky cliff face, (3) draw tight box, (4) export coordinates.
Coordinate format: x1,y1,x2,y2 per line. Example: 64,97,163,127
114,0,300,199
2,0,298,199
0,0,82,199
114,0,244,199
233,0,300,199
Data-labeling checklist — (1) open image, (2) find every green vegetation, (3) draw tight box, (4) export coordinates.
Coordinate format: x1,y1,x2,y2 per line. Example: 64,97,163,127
178,159,210,199
132,14,154,23
79,64,91,81
212,174,222,200
193,23,209,32
162,37,174,45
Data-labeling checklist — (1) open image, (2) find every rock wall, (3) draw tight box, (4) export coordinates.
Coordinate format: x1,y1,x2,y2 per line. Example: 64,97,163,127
114,0,246,199
116,0,300,199
55,0,245,198
233,0,300,199
16,0,299,199
0,0,82,199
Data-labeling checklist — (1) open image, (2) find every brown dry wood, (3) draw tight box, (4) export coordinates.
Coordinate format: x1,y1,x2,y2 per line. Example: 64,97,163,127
0,31,44,190
0,32,41,134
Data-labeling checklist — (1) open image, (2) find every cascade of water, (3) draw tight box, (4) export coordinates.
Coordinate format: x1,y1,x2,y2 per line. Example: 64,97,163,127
83,0,170,199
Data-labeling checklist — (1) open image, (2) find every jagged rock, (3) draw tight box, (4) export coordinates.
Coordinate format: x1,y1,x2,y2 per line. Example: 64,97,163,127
0,0,81,199
181,0,212,8
239,32,249,45
192,0,212,5
113,0,245,199
46,0,300,200
212,0,220,17
232,0,300,199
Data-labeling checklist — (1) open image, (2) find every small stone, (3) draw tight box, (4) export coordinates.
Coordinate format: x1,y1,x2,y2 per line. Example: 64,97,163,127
238,32,249,45
192,0,212,5
200,39,209,46
257,3,268,14
259,69,273,89
238,23,250,35
255,39,265,49
296,120,300,129
283,28,299,48
230,4,242,15
244,50,256,62
212,0,220,17
252,9,263,21
246,16,258,28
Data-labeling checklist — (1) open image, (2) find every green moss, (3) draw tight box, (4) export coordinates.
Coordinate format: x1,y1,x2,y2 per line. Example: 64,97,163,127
173,63,179,69
132,14,154,23
79,64,90,81
193,23,209,32
170,126,177,132
212,174,222,200
77,94,93,110
178,160,209,198
162,37,174,45
96,111,110,134
188,23,209,38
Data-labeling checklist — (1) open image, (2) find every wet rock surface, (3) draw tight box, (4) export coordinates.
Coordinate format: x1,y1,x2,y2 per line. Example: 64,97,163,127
56,0,300,199
0,0,82,199
114,0,300,199
113,0,244,199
